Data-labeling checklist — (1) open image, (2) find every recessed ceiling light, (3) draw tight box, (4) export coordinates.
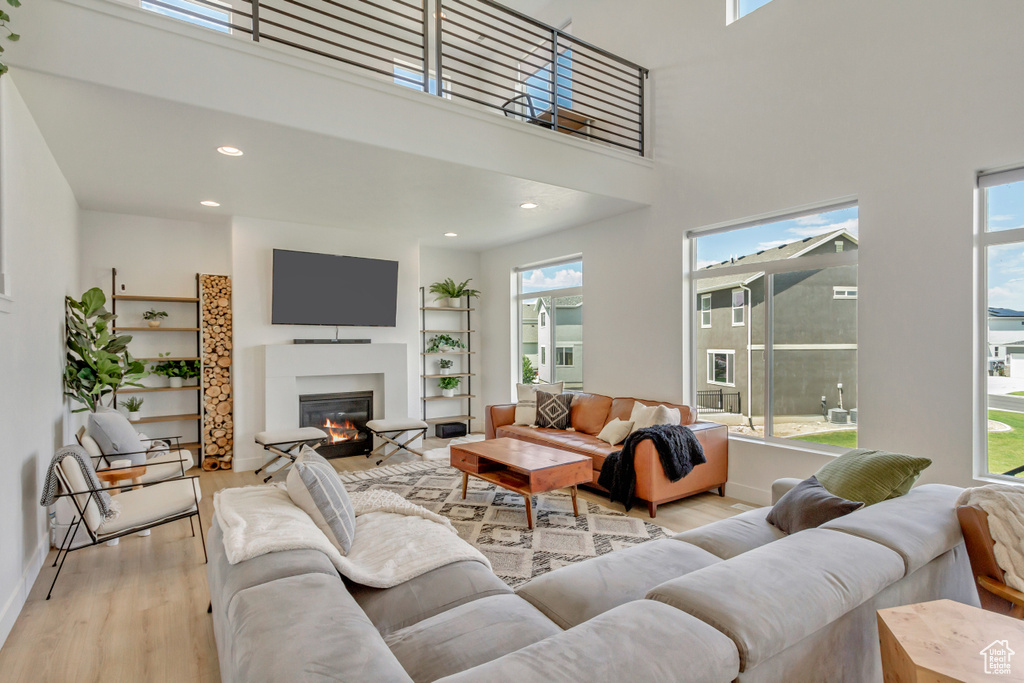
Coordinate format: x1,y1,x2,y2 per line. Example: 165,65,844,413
200,200,220,207
520,202,539,209
444,232,458,238
217,146,244,157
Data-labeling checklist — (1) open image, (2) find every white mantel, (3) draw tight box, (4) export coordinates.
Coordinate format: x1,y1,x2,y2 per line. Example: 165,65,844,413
262,343,409,433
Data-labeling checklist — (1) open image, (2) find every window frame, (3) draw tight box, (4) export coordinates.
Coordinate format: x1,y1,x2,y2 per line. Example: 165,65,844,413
706,349,735,387
976,165,1024,482
731,288,745,327
688,198,859,450
0,83,8,314
555,345,574,367
515,255,583,395
833,286,858,300
700,293,711,328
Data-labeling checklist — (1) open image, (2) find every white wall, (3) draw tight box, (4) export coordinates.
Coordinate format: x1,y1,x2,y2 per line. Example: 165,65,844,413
231,217,422,470
0,75,79,646
480,0,1024,503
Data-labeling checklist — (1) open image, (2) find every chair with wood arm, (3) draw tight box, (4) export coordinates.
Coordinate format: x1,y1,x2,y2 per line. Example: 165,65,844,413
957,504,1024,618
76,425,194,482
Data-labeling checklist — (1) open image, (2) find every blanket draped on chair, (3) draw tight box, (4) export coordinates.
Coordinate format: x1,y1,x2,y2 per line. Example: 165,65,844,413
39,445,121,520
957,484,1024,592
598,424,705,512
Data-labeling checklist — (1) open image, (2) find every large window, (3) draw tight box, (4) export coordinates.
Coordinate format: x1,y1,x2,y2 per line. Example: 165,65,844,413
691,202,859,448
141,0,231,32
727,0,774,24
517,258,583,390
979,166,1024,479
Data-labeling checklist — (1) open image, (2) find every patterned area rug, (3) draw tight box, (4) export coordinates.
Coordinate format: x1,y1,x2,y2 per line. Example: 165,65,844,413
338,461,670,589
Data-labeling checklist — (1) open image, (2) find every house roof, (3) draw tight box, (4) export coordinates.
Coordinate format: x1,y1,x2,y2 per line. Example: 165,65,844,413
695,229,857,294
990,307,1024,318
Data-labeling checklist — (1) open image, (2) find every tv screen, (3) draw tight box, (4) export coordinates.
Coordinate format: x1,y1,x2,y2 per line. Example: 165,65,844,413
272,249,399,327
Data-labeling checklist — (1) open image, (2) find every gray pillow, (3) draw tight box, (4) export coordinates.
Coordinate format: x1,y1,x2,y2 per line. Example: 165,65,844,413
766,476,864,534
88,409,146,466
286,447,356,555
535,391,573,430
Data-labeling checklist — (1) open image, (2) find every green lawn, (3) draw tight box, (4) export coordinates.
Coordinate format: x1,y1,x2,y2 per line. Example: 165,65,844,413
988,410,1024,477
791,429,858,448
1010,391,1024,397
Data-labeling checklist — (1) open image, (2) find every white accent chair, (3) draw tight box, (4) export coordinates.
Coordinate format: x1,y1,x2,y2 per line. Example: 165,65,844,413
76,425,194,483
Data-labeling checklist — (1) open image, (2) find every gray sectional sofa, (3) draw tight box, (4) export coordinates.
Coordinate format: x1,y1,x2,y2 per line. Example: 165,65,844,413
206,479,979,682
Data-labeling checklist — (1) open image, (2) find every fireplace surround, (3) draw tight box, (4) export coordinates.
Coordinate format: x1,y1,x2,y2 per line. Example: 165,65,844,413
299,391,373,458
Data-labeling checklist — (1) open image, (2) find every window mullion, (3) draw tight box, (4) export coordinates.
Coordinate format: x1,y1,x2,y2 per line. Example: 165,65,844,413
764,273,774,438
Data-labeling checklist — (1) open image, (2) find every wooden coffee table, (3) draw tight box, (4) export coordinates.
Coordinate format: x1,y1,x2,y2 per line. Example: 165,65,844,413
450,438,591,529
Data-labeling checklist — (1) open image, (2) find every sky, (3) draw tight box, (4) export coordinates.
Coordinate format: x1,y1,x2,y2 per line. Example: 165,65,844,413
696,206,859,269
521,261,583,294
989,181,1024,311
739,0,774,18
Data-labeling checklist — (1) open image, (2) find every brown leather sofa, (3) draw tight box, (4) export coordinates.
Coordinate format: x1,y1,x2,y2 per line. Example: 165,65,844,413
485,393,728,517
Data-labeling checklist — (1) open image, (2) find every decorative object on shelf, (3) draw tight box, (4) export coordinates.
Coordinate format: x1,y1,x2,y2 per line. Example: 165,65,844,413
200,274,234,470
122,396,144,421
439,376,461,398
150,352,200,388
426,334,466,353
438,358,454,375
143,309,168,328
64,287,148,413
0,0,21,77
428,277,481,308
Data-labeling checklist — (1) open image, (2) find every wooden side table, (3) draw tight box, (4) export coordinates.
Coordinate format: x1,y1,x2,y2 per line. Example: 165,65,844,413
878,599,1024,682
96,465,147,495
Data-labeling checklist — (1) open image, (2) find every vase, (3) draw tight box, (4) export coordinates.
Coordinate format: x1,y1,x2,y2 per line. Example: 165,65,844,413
128,411,140,422
448,297,462,308
148,320,161,328
440,367,450,375
442,388,455,397
169,377,184,388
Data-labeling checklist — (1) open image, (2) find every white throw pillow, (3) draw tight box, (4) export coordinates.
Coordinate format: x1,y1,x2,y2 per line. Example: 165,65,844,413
514,382,564,426
597,418,634,445
628,402,681,434
286,446,356,555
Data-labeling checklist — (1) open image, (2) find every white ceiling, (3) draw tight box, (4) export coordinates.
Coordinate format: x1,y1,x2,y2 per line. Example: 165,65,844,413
14,69,642,250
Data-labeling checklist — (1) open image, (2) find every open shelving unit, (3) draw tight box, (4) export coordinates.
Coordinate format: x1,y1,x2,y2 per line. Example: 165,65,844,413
111,268,202,453
420,287,475,435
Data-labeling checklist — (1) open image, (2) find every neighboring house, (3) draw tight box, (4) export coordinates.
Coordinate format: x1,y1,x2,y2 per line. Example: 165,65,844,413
988,307,1024,375
523,297,583,389
695,230,858,420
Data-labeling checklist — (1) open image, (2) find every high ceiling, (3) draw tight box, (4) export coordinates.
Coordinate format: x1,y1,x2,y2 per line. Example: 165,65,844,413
14,69,643,250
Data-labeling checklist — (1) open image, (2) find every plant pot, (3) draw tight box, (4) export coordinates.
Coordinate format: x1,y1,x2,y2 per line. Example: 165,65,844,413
440,367,450,375
442,388,455,397
169,377,184,388
128,411,140,422
448,297,462,308
148,320,161,328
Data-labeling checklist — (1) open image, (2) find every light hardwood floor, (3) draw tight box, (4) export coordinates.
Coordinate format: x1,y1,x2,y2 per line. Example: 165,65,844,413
0,438,748,683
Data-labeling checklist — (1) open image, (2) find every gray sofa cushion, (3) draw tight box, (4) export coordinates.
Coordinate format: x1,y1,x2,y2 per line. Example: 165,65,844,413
347,559,513,636
820,483,965,575
228,572,412,683
647,528,905,672
384,594,561,683
435,600,740,683
517,538,720,629
673,506,785,559
88,409,146,465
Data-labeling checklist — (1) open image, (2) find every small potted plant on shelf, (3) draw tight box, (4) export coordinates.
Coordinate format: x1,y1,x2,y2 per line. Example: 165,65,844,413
123,396,144,421
428,278,481,308
426,334,466,353
143,309,168,328
438,358,454,375
150,352,200,388
439,376,461,398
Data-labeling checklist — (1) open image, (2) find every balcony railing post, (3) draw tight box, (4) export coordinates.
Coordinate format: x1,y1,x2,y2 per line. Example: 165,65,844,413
251,0,259,42
550,28,558,133
435,0,444,97
638,69,646,156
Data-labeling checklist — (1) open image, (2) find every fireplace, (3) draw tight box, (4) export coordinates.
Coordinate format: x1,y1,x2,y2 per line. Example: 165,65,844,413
299,391,373,458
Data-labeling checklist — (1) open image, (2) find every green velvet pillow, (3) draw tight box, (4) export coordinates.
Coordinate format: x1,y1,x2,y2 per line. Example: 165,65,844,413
814,449,931,506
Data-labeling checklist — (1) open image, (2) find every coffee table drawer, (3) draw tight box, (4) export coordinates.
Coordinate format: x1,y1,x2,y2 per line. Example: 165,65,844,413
451,448,498,474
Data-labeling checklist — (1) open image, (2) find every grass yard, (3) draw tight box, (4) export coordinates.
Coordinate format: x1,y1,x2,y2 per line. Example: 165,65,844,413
1010,391,1024,397
988,409,1024,477
791,429,858,448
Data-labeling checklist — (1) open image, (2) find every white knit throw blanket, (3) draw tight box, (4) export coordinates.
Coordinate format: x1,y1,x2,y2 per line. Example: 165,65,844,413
956,484,1024,592
214,483,490,588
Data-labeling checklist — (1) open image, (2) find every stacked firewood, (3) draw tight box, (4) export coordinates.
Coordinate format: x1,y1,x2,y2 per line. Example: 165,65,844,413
200,274,233,471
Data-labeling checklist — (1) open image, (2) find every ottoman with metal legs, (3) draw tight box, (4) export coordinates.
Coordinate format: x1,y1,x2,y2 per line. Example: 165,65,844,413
365,419,429,466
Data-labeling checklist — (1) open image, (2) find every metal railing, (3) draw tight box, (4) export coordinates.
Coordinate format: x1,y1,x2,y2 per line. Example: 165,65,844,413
140,0,648,155
697,389,742,415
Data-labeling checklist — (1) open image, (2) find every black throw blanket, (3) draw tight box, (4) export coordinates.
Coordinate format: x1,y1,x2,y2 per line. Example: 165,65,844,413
598,424,705,512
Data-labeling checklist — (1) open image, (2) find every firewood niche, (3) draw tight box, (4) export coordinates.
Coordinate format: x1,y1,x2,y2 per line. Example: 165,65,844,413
200,274,233,471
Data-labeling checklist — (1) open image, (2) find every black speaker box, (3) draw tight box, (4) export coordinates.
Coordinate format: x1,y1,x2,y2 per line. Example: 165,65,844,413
435,422,468,439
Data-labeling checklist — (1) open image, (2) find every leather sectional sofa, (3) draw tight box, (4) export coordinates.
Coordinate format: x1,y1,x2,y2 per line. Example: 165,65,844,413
206,479,978,682
485,393,728,516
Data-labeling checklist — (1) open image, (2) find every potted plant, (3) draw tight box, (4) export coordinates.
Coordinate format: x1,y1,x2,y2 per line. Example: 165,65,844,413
64,288,148,412
426,334,466,353
438,358,454,375
439,376,461,397
123,396,143,421
143,309,168,328
150,352,200,388
428,278,481,308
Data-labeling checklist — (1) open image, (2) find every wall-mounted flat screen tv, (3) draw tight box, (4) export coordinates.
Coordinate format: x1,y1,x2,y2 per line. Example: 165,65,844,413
272,249,399,327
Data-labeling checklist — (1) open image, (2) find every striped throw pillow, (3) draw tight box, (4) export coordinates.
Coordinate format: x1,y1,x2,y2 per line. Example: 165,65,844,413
286,446,356,554
814,449,932,507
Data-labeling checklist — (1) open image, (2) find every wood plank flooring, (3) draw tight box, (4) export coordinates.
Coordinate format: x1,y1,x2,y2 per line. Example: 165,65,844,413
0,437,747,683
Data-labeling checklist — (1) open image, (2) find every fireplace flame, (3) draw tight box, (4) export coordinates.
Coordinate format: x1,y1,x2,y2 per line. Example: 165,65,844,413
323,418,360,444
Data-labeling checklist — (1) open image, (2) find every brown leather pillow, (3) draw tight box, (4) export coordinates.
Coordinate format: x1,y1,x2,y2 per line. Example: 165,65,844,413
766,476,864,534
570,393,613,435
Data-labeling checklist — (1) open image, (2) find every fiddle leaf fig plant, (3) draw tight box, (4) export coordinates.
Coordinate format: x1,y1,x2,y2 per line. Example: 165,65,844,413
64,287,148,412
0,0,21,78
